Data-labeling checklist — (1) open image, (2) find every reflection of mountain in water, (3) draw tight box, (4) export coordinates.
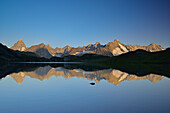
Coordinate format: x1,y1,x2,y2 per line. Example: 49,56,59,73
8,66,164,86
34,65,52,76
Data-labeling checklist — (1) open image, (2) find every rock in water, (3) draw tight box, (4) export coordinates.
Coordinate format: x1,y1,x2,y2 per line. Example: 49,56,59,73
90,82,95,85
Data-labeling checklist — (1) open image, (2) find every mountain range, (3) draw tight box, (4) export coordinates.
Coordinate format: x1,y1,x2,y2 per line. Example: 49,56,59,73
10,39,164,58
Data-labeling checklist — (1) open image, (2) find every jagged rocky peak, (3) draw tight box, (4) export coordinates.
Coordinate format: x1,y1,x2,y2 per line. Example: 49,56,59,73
107,39,122,47
111,39,121,44
87,44,93,47
11,40,27,51
45,44,51,47
149,42,162,47
149,42,157,47
93,42,102,49
45,44,54,50
86,42,102,51
62,45,71,49
114,39,119,42
150,42,155,45
39,43,45,46
18,40,24,43
147,42,164,52
94,42,100,46
107,39,120,45
91,39,129,56
37,43,50,48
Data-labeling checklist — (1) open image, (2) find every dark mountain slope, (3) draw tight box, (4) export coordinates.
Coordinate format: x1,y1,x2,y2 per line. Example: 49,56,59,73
65,47,170,64
0,43,48,62
113,48,170,64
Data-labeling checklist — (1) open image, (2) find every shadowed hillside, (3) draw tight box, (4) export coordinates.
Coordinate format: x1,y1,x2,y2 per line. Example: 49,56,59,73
0,43,48,62
64,48,170,64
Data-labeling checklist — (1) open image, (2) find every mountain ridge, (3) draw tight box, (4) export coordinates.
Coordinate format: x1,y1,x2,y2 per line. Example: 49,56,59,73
10,39,164,58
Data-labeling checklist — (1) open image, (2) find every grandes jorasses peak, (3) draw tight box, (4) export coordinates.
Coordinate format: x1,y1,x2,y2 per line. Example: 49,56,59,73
91,39,129,56
10,39,164,58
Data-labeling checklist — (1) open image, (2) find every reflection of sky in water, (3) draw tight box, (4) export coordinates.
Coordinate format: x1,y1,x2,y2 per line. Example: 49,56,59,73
0,68,170,113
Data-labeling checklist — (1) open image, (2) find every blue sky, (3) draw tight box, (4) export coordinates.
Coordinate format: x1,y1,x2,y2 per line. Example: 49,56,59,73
0,0,169,48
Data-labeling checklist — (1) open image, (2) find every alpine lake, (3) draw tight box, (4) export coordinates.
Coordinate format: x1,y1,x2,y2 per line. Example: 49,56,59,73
0,62,170,113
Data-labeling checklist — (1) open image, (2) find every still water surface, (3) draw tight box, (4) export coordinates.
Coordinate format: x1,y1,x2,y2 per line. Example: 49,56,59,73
0,65,170,113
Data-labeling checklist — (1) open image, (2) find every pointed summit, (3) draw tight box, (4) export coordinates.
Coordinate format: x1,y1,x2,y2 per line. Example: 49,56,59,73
95,41,100,45
17,40,24,43
64,45,70,48
94,42,100,47
114,39,120,42
93,42,100,48
107,39,121,45
148,42,157,47
45,44,52,48
150,42,155,45
107,39,120,46
147,42,164,52
11,40,27,51
39,43,45,46
87,44,93,48
36,43,46,48
18,39,24,42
